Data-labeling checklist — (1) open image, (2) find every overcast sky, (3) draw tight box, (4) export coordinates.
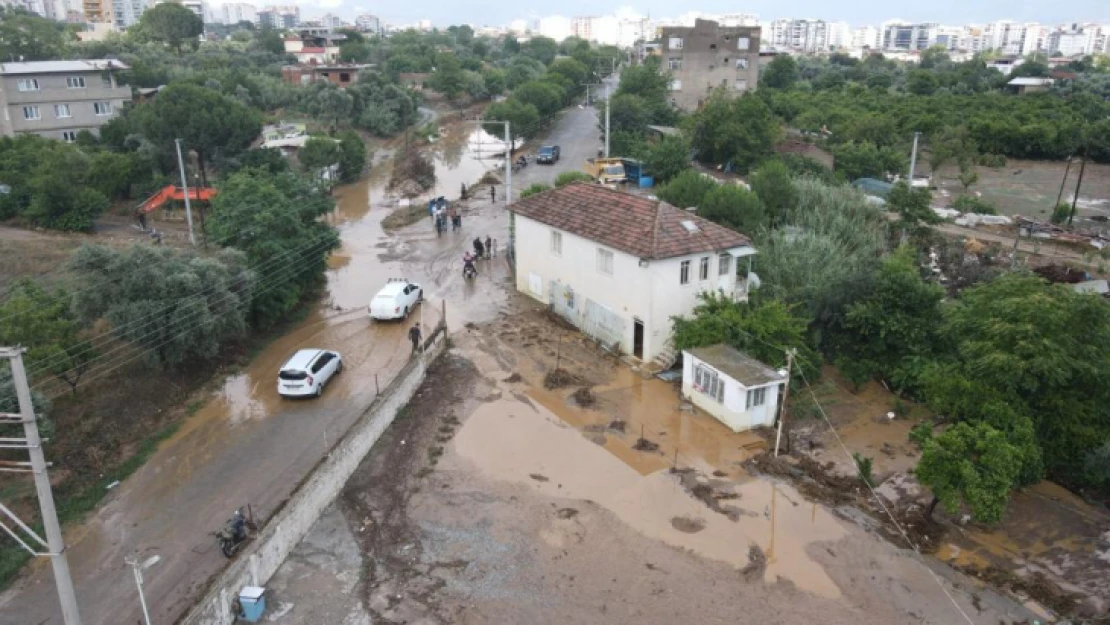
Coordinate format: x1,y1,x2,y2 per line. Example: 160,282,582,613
297,0,1109,27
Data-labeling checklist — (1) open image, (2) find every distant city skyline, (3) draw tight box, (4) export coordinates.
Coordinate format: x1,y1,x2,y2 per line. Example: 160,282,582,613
241,0,1108,28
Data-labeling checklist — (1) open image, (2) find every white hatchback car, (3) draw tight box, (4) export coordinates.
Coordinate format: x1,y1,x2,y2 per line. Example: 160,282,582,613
277,349,343,398
369,279,423,321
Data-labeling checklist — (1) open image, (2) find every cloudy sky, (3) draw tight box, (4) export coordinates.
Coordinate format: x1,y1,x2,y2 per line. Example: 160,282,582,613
287,0,1105,27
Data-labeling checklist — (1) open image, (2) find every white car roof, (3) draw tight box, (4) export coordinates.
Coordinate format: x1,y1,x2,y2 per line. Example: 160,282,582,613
375,281,414,297
281,349,324,371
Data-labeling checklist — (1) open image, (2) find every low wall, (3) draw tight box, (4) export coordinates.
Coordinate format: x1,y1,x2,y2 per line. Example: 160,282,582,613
177,327,447,625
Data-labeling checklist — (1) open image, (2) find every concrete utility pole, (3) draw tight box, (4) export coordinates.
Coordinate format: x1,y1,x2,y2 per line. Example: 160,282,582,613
1067,148,1088,227
504,122,512,206
908,131,921,182
773,348,797,458
604,95,611,158
126,556,152,625
0,348,83,625
174,138,197,247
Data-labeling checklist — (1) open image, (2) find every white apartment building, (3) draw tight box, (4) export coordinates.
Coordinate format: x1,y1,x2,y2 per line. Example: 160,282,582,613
220,3,256,25
851,25,881,50
1048,28,1090,56
354,14,381,34
538,15,572,42
766,18,829,53
570,14,649,47
717,14,759,27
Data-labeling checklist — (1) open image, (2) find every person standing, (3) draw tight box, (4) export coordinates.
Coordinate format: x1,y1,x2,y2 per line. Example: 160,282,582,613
485,235,493,260
473,237,484,259
489,185,496,203
461,183,468,200
408,322,422,354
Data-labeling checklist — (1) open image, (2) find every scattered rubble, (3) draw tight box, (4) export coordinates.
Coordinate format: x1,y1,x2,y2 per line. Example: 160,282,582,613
739,545,767,582
543,368,586,390
670,516,707,534
572,387,596,407
632,437,659,452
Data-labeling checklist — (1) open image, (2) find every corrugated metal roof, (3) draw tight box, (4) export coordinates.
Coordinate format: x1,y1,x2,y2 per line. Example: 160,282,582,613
1008,77,1055,86
0,59,130,75
685,344,786,387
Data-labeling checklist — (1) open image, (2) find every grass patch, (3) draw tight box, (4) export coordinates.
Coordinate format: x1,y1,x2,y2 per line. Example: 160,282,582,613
0,421,181,590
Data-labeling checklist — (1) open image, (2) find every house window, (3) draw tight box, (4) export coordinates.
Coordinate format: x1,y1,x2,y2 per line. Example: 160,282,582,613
735,58,749,69
339,72,351,82
66,76,86,88
93,101,113,116
550,230,562,255
721,78,728,87
61,131,77,143
22,106,40,120
54,104,72,118
719,253,731,276
735,79,749,91
668,57,683,70
668,37,684,50
17,78,40,91
596,248,614,275
680,260,690,284
737,37,751,50
699,256,709,280
693,363,724,402
670,79,682,91
746,387,767,409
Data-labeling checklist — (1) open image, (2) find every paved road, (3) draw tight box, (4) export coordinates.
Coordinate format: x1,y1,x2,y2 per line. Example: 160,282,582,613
0,82,611,625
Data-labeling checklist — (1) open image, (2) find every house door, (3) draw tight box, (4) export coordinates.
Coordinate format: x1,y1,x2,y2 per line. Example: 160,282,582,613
633,319,644,360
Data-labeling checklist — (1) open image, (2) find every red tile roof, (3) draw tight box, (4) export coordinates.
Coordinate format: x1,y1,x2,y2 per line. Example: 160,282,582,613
511,183,751,260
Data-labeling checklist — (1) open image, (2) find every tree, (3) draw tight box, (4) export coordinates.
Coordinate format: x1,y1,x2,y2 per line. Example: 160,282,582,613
919,46,952,70
832,141,906,180
484,99,541,147
922,273,1110,491
523,36,559,65
514,80,565,117
832,246,943,394
0,280,95,394
656,169,718,209
761,55,799,89
519,183,552,198
604,93,650,136
22,148,110,232
698,184,766,233
748,160,797,227
429,52,466,101
916,422,1023,525
672,293,820,382
642,134,691,184
298,137,341,187
688,91,781,172
548,58,589,91
137,2,203,53
207,170,340,328
554,171,593,187
337,131,368,183
887,181,939,238
69,244,252,368
482,68,506,96
0,360,53,438
142,83,260,187
906,70,939,95
0,7,72,61
957,160,979,190
306,84,355,131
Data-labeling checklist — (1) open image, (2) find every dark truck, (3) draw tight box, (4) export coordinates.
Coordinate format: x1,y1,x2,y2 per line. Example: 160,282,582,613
536,145,560,164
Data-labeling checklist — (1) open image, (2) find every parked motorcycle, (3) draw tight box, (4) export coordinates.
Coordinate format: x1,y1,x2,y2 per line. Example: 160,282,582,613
216,508,255,558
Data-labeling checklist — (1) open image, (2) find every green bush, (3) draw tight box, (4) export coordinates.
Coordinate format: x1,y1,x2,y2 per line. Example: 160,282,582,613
554,171,593,187
951,195,998,215
1051,202,1072,224
519,183,552,198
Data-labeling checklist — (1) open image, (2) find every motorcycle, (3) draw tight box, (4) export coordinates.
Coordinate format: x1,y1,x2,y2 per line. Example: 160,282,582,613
463,263,477,279
511,155,528,173
216,508,255,558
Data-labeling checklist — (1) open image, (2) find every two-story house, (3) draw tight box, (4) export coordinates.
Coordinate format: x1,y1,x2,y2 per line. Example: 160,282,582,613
660,19,761,111
510,183,756,367
0,60,131,142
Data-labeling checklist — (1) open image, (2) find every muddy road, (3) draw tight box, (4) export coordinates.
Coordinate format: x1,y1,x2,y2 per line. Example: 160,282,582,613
0,110,525,625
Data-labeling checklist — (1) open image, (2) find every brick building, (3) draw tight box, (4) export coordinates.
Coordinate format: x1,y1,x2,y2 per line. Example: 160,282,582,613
659,19,761,111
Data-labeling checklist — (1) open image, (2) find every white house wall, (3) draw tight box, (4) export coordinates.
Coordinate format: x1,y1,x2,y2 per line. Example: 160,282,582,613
515,215,749,361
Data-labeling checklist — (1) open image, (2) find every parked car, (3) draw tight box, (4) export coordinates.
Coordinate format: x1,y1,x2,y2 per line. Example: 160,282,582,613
369,279,423,321
277,349,343,398
537,145,560,164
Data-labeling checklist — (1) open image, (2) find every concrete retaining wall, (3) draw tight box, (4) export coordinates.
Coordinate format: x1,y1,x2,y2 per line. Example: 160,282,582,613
177,330,447,625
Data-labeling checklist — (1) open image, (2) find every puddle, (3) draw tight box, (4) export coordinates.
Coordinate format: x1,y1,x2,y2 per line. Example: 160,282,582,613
527,367,768,477
453,397,849,598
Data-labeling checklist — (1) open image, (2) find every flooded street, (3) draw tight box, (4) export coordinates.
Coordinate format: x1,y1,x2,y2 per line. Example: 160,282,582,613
0,107,529,625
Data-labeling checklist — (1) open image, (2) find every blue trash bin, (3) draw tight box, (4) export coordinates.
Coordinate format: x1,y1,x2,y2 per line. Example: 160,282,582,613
239,586,266,623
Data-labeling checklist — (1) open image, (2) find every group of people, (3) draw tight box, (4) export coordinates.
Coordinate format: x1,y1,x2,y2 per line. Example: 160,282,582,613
429,196,461,234
463,235,495,277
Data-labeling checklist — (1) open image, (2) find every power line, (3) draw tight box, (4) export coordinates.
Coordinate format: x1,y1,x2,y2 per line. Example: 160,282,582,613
796,368,976,625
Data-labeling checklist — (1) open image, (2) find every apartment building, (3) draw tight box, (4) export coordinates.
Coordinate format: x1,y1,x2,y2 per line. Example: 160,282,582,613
0,60,130,142
660,19,760,111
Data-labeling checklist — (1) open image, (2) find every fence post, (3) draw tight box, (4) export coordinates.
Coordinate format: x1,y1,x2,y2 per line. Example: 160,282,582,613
442,299,447,338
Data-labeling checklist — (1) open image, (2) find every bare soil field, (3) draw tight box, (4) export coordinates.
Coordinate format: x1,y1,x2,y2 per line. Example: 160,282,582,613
930,158,1110,219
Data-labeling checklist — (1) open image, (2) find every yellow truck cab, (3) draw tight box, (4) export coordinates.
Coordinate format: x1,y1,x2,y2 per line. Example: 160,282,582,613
584,158,626,185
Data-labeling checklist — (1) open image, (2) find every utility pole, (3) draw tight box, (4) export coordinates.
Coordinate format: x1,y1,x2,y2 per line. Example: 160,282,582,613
908,131,921,183
773,348,797,458
174,139,197,247
1067,148,1088,227
126,556,152,625
504,122,512,206
604,95,610,158
1,348,83,625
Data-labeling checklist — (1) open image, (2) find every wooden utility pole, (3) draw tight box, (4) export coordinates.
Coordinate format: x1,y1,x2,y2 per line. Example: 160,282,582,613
773,348,796,457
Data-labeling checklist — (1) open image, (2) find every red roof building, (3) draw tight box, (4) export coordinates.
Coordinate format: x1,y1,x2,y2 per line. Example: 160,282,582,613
509,183,756,365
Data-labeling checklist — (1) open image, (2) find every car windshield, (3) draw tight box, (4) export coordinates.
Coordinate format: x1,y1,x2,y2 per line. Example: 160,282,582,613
539,147,554,155
279,370,308,381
